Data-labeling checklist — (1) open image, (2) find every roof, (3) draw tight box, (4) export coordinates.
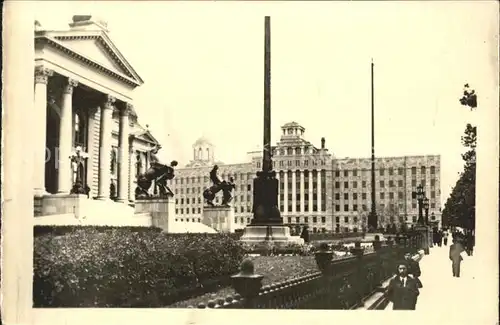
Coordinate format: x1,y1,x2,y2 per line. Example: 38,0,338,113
35,26,143,87
193,136,213,146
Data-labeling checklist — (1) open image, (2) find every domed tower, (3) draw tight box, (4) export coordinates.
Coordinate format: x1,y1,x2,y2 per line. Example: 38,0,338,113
192,136,215,164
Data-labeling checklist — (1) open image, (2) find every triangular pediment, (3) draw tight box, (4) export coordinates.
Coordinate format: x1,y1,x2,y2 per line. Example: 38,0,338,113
46,31,143,85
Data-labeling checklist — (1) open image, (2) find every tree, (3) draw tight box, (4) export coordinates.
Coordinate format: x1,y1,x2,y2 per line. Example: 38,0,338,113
442,85,477,230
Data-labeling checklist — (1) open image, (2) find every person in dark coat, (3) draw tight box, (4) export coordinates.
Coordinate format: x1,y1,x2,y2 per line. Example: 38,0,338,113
449,237,465,277
387,261,420,310
403,250,422,288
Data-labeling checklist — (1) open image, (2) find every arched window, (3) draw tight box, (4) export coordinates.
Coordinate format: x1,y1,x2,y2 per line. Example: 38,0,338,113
73,111,87,150
206,148,210,160
198,148,202,160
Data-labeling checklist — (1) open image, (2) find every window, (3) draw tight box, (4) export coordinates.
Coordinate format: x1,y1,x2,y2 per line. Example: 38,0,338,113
335,182,340,189
411,167,416,175
431,179,436,187
362,181,367,188
353,193,358,200
247,184,251,191
73,111,88,149
321,217,326,223
353,170,358,176
362,193,367,200
431,203,436,209
398,167,404,175
398,180,403,187
412,203,417,209
398,192,404,199
389,180,394,187
353,204,358,211
295,217,300,223
335,171,340,177
430,166,436,174
412,216,417,222
344,217,349,223
344,182,349,188
344,193,349,200
411,179,417,186
344,204,349,211
389,192,394,199
379,169,385,176
363,204,367,211
380,180,384,188
353,181,358,188
431,191,436,198
335,193,340,200
287,217,292,223
421,166,426,174
335,205,340,211
313,217,317,223
344,170,348,177
389,168,394,176
336,217,340,223
380,192,385,200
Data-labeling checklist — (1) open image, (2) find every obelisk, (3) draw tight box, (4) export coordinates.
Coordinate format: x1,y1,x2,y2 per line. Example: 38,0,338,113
240,16,296,245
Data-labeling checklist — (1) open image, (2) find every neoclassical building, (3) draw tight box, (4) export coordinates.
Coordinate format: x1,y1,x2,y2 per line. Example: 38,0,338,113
171,121,442,232
33,16,160,222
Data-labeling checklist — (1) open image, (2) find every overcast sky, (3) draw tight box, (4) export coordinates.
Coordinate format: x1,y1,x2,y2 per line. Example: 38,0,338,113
33,1,498,205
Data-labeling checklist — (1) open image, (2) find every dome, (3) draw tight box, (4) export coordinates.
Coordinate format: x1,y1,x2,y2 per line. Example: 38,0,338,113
193,136,213,147
169,221,218,234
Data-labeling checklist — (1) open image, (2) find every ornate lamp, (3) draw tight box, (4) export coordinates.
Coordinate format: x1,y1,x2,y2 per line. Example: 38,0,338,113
423,197,430,225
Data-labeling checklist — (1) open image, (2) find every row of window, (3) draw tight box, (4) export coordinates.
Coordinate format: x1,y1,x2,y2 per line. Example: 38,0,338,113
335,166,437,177
335,190,437,201
334,202,437,212
257,159,328,169
335,178,437,189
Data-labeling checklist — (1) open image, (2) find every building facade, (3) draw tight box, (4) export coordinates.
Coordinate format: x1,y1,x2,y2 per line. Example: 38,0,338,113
34,16,160,216
171,122,442,232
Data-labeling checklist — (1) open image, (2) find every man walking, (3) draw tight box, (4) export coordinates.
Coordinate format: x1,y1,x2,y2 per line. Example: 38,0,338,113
443,230,448,246
449,237,465,277
404,250,422,288
387,262,420,310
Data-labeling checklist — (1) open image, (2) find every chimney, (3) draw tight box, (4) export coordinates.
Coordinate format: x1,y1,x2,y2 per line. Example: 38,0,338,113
69,15,109,32
321,137,325,149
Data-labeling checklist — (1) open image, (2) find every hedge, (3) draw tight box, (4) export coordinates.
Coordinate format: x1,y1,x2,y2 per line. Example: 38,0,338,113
33,226,245,307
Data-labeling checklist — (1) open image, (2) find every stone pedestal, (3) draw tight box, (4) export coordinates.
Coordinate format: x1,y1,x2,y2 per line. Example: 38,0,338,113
415,225,430,255
239,225,302,246
202,205,235,233
135,198,175,232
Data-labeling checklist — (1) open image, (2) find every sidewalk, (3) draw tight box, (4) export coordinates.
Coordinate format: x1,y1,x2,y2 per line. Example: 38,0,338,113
385,245,480,315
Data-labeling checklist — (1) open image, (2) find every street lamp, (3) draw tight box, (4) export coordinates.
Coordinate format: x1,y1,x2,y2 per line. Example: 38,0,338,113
423,197,430,225
415,184,425,225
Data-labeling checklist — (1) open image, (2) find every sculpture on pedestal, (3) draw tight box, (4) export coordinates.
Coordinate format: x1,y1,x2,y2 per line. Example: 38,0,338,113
70,146,90,196
203,165,236,206
135,147,178,199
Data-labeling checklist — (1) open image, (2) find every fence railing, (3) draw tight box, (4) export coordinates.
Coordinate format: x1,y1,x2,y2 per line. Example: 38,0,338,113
191,233,422,309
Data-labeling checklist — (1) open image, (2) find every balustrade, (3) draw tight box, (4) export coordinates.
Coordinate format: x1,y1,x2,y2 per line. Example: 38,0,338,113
191,233,421,309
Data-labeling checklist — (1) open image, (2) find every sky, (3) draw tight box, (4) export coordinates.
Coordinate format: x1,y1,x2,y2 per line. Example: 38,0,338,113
33,1,499,205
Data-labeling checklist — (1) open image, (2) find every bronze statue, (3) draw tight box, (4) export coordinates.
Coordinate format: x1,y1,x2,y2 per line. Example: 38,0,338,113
203,165,235,206
135,147,178,199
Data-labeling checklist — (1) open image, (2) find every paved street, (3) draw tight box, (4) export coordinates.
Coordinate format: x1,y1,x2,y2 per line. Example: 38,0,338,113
384,245,490,322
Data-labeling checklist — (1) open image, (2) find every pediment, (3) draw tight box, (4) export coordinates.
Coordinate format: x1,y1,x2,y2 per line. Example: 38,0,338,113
46,31,143,85
132,130,159,146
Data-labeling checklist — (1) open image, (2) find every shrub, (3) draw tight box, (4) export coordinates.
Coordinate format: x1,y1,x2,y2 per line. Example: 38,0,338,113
33,226,245,307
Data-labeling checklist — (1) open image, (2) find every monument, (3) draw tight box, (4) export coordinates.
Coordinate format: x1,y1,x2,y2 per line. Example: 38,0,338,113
134,147,178,232
239,16,300,246
201,165,236,233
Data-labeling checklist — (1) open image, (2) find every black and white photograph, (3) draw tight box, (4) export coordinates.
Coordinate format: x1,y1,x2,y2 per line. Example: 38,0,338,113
1,1,499,325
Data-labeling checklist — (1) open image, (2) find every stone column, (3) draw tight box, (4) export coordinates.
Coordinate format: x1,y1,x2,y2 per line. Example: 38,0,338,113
97,95,115,200
308,172,313,213
116,103,130,203
300,170,305,213
57,77,78,194
128,140,135,203
291,171,296,213
33,66,53,196
317,171,322,211
283,172,288,213
276,172,280,209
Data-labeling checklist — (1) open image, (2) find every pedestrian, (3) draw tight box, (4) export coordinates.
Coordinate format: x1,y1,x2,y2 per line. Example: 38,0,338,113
449,237,465,278
404,250,423,288
466,232,474,256
438,231,443,247
443,230,448,246
387,261,420,310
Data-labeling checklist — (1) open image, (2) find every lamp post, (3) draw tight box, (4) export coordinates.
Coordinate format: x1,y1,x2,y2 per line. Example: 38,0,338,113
415,184,425,225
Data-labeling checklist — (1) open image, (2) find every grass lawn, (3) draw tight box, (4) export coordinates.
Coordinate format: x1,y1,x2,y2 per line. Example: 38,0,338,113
168,255,321,308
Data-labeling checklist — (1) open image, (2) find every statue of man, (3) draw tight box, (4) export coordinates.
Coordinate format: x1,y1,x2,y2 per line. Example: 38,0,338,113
209,165,222,186
221,176,235,206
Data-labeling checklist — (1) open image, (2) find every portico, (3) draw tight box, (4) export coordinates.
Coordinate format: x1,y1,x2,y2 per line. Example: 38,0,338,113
34,15,160,221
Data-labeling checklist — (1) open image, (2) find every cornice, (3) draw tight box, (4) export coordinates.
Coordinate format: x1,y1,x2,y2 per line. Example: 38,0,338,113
35,35,141,87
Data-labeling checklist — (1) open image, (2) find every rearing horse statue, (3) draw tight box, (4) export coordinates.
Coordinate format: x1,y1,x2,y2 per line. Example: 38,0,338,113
135,150,178,199
203,165,235,206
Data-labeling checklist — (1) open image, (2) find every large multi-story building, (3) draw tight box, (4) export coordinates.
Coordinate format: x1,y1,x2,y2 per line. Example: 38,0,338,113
170,122,442,232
